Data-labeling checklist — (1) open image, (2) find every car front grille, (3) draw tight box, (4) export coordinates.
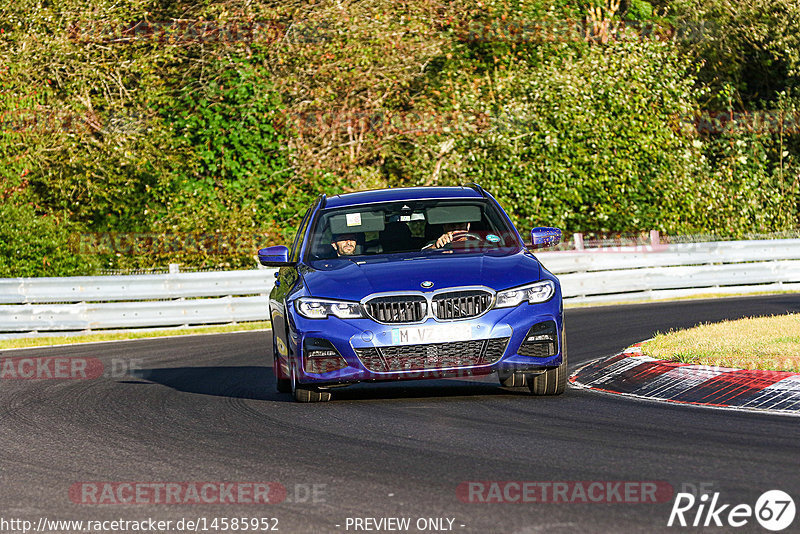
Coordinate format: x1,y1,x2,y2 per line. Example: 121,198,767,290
364,296,427,323
432,290,493,320
355,337,510,372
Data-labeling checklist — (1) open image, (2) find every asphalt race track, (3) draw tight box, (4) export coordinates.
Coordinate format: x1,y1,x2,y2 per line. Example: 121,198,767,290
1,294,799,534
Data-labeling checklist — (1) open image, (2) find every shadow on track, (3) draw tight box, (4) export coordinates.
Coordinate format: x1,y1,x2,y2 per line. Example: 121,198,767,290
128,365,535,402
319,381,521,402
128,366,288,401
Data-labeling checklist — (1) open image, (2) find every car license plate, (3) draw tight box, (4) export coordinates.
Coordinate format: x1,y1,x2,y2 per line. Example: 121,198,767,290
391,324,472,345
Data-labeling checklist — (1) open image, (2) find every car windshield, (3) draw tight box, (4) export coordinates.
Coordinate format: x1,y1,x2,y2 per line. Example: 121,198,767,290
306,199,521,260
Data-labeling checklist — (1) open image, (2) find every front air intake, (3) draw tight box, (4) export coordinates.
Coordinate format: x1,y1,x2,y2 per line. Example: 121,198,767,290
518,321,558,357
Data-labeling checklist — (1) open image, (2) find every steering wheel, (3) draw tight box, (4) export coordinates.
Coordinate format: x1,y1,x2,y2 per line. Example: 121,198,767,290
441,232,485,249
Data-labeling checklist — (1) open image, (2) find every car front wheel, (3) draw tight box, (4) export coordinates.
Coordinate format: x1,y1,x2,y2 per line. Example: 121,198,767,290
290,359,332,403
273,334,291,393
528,331,567,396
498,371,527,387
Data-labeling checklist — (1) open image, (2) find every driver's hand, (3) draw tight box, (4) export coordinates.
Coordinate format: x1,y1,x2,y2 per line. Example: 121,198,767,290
434,230,468,249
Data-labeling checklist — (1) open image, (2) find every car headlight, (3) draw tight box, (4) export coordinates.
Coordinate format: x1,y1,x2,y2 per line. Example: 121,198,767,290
495,280,556,308
295,297,364,319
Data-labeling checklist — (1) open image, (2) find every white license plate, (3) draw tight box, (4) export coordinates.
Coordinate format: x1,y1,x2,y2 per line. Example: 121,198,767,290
390,324,473,345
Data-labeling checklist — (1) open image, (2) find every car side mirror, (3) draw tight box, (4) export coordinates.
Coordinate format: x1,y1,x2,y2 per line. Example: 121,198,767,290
530,227,561,249
258,245,292,266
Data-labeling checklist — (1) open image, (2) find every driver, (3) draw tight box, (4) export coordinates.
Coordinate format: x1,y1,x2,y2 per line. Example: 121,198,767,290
425,222,471,249
331,232,358,256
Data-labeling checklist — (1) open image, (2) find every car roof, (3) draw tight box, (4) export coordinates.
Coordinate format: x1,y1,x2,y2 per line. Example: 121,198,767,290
323,186,484,209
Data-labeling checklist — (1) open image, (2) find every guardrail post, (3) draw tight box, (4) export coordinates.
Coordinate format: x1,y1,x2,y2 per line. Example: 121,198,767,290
649,230,660,247
574,232,584,251
169,263,180,274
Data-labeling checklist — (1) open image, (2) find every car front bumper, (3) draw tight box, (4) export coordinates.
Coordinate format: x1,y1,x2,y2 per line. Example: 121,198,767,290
288,300,563,386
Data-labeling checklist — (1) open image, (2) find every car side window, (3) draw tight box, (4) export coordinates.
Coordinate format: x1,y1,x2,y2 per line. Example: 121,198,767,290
290,206,313,262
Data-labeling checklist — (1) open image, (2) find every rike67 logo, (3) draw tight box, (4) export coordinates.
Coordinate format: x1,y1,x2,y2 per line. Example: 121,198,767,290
668,490,795,531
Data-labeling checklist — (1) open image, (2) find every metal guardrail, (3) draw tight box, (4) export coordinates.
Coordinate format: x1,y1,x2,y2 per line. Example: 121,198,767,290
0,239,798,333
2,296,270,331
0,269,276,304
0,269,277,333
537,239,800,304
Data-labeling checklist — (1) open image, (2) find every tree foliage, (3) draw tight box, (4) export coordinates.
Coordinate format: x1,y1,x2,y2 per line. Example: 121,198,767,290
0,0,797,276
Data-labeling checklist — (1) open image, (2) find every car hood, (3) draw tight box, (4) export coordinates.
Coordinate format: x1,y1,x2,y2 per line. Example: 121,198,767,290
301,250,542,301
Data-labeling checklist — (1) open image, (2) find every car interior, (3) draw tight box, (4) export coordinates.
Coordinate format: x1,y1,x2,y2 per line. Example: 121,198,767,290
308,202,508,260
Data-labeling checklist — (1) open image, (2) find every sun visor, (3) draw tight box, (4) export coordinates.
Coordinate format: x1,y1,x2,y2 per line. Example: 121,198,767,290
426,205,482,225
329,211,385,234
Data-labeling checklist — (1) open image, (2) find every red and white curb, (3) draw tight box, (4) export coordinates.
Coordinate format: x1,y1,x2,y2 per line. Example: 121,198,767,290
570,344,800,415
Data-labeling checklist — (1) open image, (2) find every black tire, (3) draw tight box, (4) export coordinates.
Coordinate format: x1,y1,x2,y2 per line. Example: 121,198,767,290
275,356,291,393
528,330,567,396
290,360,332,403
273,335,291,393
498,371,527,387
293,386,332,403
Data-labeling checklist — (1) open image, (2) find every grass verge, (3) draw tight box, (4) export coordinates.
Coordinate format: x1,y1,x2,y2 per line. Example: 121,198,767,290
0,321,271,351
642,314,800,372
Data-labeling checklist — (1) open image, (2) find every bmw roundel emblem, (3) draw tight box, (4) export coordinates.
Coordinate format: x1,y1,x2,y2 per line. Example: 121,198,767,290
421,281,434,288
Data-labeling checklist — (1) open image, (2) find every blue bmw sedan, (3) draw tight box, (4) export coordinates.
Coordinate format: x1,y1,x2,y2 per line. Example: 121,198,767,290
259,183,565,402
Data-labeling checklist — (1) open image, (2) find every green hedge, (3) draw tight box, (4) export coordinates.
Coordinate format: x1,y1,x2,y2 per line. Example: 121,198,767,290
0,0,797,276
